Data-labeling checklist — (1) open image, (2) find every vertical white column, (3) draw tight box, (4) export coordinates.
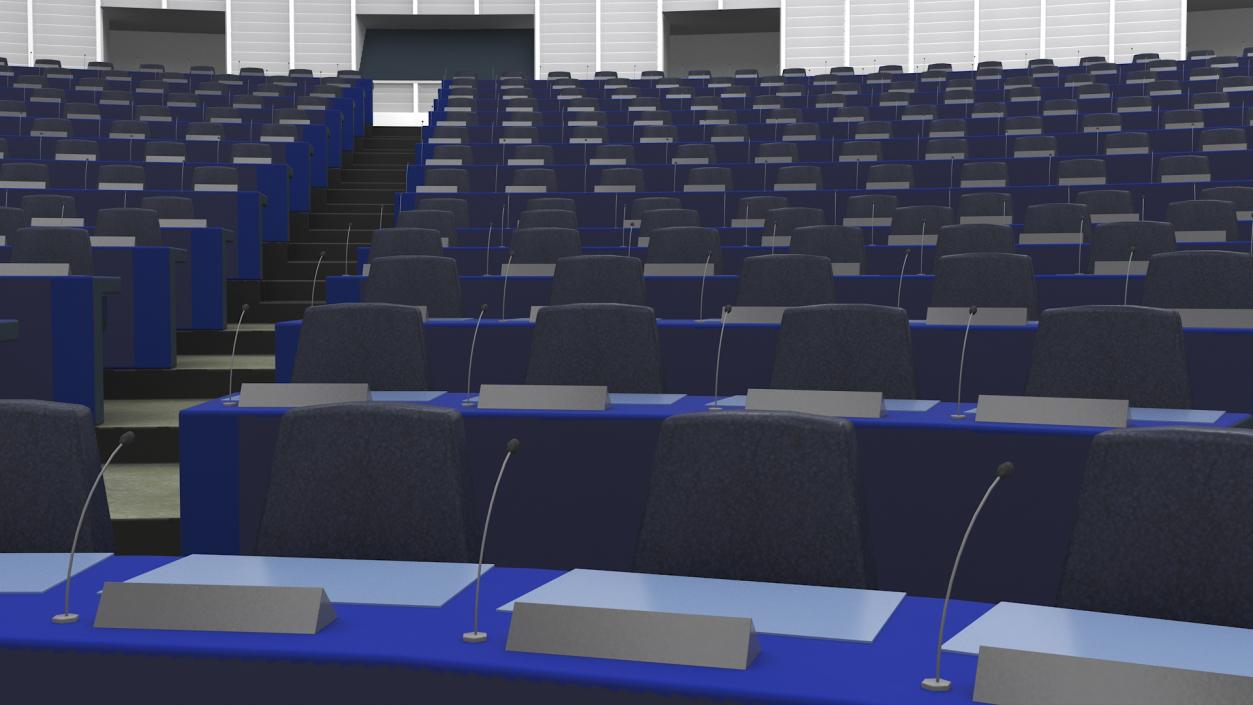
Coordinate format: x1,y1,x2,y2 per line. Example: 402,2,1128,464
971,0,979,69
843,0,851,68
350,0,358,71
289,0,296,70
533,0,541,77
225,0,234,71
779,0,787,72
656,0,663,72
95,0,103,62
907,0,915,70
1107,0,1115,61
594,0,601,72
1038,0,1046,60
1178,0,1186,59
26,0,34,63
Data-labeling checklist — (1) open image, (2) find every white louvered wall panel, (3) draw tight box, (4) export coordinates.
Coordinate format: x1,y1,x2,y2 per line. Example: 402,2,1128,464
481,0,535,13
231,0,290,73
1045,0,1109,64
979,0,1041,68
420,0,475,14
849,0,908,72
914,0,975,70
1113,0,1181,62
785,0,845,72
601,0,658,75
31,0,96,66
0,0,28,64
662,0,717,12
374,81,415,111
539,0,595,78
294,0,353,74
169,0,227,9
356,0,410,11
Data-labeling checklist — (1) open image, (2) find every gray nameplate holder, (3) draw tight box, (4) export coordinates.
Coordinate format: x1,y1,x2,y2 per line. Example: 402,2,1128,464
1173,309,1253,329
1019,232,1082,245
844,216,891,227
886,233,938,245
644,263,711,277
960,215,1013,225
684,184,725,192
238,383,370,407
506,601,759,671
726,306,788,324
414,185,458,193
507,158,545,166
502,263,555,276
195,184,238,192
867,181,911,190
832,262,861,275
95,581,336,635
1090,213,1138,223
477,384,608,411
590,158,626,166
926,307,1028,326
505,185,547,193
747,388,883,418
962,179,1007,188
0,180,46,189
973,646,1253,705
775,182,818,191
99,182,144,191
31,217,85,227
1058,176,1107,185
760,235,790,247
1175,230,1225,243
0,263,70,276
594,184,635,193
731,218,764,227
426,158,462,166
90,236,136,247
159,218,208,228
1093,260,1148,275
975,394,1129,428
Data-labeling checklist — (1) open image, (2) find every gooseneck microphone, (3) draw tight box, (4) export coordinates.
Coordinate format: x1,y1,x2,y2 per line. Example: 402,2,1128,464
499,250,515,318
342,222,353,275
463,304,488,406
1076,219,1085,275
708,305,733,411
950,306,978,421
768,223,779,255
918,220,927,274
1122,245,1136,306
483,221,494,275
52,431,136,625
222,303,250,406
921,461,1015,692
309,250,326,309
697,250,713,320
463,438,521,644
896,249,911,309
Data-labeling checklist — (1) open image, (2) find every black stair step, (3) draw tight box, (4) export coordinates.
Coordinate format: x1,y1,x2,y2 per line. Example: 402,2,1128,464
251,300,316,323
97,425,179,464
105,367,275,399
359,137,423,151
318,188,401,205
286,241,367,261
339,167,406,181
308,211,395,229
114,518,180,556
310,194,398,212
177,328,275,355
266,259,353,280
348,152,414,166
262,279,339,300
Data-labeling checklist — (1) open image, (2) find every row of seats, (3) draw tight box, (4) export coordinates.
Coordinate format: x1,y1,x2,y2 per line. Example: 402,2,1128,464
1,56,363,78
0,162,248,191
10,393,1250,629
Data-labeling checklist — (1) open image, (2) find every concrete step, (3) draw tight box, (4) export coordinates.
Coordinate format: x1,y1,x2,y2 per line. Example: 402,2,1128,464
104,356,275,399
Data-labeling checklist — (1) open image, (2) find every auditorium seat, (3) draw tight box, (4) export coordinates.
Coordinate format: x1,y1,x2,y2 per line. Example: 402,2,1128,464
958,193,1012,224
737,196,789,222
1159,155,1211,183
1143,251,1253,309
0,206,31,237
424,168,469,193
417,198,469,228
840,141,880,162
1075,190,1135,222
1022,304,1187,405
22,194,76,220
1166,200,1239,241
550,255,647,306
510,227,582,263
844,194,896,226
0,400,113,552
641,208,700,238
960,162,1008,188
1200,186,1253,215
518,209,577,230
1057,427,1253,628
935,224,1016,259
1089,221,1177,271
509,145,552,165
646,227,723,272
0,162,48,187
54,139,97,161
292,303,427,390
193,166,239,192
931,253,1038,317
363,256,462,317
255,403,473,562
685,166,733,191
367,228,444,262
633,411,869,587
736,254,834,307
526,197,577,213
765,207,824,237
526,303,663,393
1057,159,1107,186
1022,203,1092,239
788,225,863,270
866,164,912,190
95,208,162,246
144,141,186,163
396,209,457,245
598,167,645,192
889,205,954,238
510,168,557,192
11,227,93,274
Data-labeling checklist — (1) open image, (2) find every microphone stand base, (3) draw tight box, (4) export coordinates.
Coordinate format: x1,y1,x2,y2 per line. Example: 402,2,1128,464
949,413,967,420
707,405,722,412
51,613,79,624
462,631,488,644
222,401,238,407
920,677,951,692
461,400,476,407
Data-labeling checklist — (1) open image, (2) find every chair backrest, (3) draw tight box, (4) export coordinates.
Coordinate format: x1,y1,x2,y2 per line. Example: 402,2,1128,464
935,224,1016,259
526,197,576,213
890,205,954,235
958,192,1012,218
140,196,194,219
417,198,469,228
737,195,789,220
550,255,647,306
368,227,444,261
1166,199,1239,241
510,227,581,264
0,400,112,552
255,403,473,561
395,209,456,245
518,208,577,230
845,194,897,220
0,206,31,236
640,208,699,236
98,165,145,188
1089,221,1177,266
525,303,663,393
686,167,732,187
362,255,462,317
1026,305,1190,408
931,253,1038,317
1143,251,1253,309
94,208,163,246
21,194,76,218
772,304,915,398
1074,189,1134,216
646,226,723,273
1058,427,1253,628
736,254,834,306
633,411,869,587
788,225,864,265
1199,186,1253,212
11,227,92,274
764,207,824,237
1022,203,1091,237
291,303,427,390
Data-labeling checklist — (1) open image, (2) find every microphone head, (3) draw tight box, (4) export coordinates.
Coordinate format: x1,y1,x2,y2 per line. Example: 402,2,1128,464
996,461,1014,478
119,430,136,446
723,304,732,314
968,305,979,315
241,303,250,312
479,303,488,312
506,438,521,453
319,250,326,257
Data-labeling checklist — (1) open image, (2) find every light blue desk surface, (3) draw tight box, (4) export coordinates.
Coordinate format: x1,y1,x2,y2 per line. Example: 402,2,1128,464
0,553,111,593
712,396,941,413
499,568,906,642
369,390,447,402
963,405,1230,424
125,554,489,607
944,602,1253,678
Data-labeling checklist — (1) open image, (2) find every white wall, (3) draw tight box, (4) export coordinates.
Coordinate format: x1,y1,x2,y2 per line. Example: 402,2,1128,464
105,29,225,71
1187,7,1253,58
666,30,778,75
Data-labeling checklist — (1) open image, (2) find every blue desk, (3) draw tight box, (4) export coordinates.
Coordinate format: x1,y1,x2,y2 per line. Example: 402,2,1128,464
178,394,1246,604
274,315,1253,414
94,246,175,368
0,555,990,705
0,318,16,341
0,276,105,421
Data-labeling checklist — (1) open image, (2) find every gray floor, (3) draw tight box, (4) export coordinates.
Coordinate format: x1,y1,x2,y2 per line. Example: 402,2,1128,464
101,398,202,428
104,463,179,520
177,354,275,370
